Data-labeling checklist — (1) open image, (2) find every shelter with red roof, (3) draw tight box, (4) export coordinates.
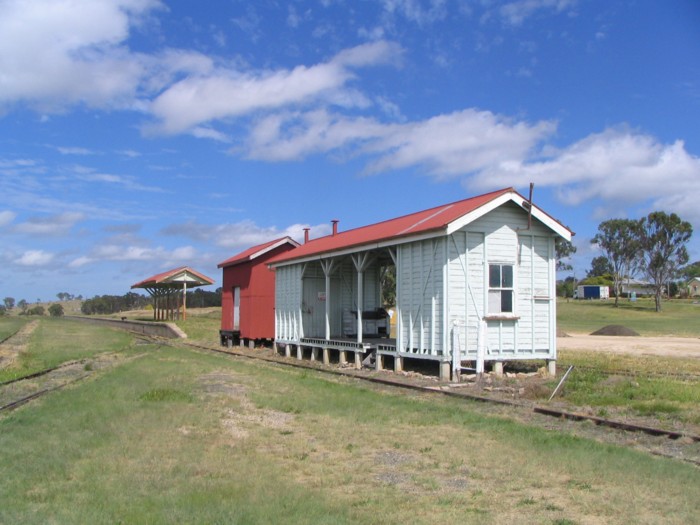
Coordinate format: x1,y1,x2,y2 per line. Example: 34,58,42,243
268,187,572,380
131,266,214,321
217,237,300,347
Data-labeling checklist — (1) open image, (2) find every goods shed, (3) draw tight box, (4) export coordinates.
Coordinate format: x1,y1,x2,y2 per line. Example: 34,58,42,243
218,237,300,348
269,188,572,380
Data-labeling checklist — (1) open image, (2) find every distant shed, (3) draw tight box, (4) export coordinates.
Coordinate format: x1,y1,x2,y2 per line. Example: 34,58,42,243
576,285,610,300
217,237,300,348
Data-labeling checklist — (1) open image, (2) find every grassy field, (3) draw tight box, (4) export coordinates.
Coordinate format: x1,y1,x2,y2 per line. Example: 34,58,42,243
0,318,137,383
557,297,700,336
1,320,699,524
0,316,27,341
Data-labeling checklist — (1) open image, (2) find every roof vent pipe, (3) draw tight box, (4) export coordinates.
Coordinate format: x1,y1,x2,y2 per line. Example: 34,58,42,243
303,228,310,244
331,219,339,236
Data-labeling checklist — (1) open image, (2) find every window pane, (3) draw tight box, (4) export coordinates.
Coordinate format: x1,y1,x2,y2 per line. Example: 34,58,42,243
488,290,502,313
502,265,513,288
501,290,513,313
489,265,500,288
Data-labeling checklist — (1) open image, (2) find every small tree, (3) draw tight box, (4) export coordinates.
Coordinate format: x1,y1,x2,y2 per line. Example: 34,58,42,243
680,260,700,280
3,297,15,310
28,305,45,316
591,219,640,307
48,303,64,317
587,256,614,278
637,211,693,312
18,299,28,313
555,238,577,272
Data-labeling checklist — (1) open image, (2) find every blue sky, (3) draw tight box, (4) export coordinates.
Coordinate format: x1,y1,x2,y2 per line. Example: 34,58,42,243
1,0,699,302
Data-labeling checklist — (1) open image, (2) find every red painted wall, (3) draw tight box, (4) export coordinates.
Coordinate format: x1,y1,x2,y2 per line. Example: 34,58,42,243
220,243,295,340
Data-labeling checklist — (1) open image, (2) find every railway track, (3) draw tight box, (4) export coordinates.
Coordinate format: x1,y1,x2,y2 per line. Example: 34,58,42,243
2,329,697,465
0,351,142,415
558,362,700,382
0,375,89,413
170,339,700,447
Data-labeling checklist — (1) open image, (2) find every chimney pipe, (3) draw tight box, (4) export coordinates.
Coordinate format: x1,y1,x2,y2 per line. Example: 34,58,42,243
303,228,310,244
331,219,339,236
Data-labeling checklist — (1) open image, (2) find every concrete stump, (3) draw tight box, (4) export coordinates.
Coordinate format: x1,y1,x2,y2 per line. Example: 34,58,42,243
493,361,504,376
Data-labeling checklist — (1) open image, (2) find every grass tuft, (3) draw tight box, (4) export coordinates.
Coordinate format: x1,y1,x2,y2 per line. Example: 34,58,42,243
139,388,193,402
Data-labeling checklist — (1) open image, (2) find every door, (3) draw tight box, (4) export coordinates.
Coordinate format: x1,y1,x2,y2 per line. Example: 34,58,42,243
233,286,240,331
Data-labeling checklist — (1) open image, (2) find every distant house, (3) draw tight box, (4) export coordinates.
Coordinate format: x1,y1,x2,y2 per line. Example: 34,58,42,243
688,277,700,297
620,278,656,297
268,187,572,380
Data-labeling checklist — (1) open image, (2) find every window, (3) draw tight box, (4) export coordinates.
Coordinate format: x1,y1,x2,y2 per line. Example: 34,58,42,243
489,264,514,313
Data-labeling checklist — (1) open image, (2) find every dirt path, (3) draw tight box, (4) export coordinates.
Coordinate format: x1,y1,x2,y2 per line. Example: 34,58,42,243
557,333,700,358
0,320,39,369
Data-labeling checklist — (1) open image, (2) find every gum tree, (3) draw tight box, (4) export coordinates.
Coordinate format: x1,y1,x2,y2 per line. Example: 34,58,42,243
591,219,640,307
637,211,693,312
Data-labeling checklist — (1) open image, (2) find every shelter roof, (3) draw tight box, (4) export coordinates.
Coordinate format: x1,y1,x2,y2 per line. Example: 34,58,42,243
131,266,215,289
217,236,300,269
269,187,572,267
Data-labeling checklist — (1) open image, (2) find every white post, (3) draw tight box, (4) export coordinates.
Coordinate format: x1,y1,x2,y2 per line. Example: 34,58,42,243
357,270,364,343
476,320,486,375
451,320,460,380
182,281,187,321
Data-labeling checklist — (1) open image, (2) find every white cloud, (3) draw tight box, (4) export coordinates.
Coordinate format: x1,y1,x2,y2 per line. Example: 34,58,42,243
15,249,54,266
363,109,555,176
68,256,93,268
14,212,84,236
0,210,16,228
147,41,401,135
0,0,162,110
246,109,387,161
72,167,166,192
160,218,330,250
245,107,555,176
56,146,96,155
472,127,700,221
381,0,449,26
190,127,231,143
499,0,577,26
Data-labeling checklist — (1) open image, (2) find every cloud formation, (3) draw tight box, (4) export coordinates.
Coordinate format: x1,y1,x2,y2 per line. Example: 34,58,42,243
147,40,401,134
1,0,698,229
473,127,700,220
0,0,161,110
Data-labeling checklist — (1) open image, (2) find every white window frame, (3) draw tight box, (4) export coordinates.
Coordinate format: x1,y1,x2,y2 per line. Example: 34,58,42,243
488,263,515,314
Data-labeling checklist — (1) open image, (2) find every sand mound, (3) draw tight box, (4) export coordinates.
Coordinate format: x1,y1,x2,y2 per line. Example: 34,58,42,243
590,325,640,337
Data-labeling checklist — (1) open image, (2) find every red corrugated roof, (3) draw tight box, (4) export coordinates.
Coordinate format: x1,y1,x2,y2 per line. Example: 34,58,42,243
217,236,300,268
131,266,215,288
269,187,521,265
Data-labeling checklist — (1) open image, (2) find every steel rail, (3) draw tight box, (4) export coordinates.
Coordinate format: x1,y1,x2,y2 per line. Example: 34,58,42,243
0,359,86,387
558,363,700,381
0,375,89,413
172,339,700,445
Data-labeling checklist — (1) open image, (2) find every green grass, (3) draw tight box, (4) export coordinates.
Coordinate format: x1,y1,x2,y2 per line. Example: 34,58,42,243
173,308,221,343
0,316,28,340
557,297,700,336
556,366,700,420
1,326,699,523
0,318,136,383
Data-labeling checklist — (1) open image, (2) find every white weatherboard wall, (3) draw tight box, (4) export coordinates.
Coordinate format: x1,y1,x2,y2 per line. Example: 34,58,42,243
275,264,303,341
395,238,446,357
275,258,383,341
443,202,556,361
